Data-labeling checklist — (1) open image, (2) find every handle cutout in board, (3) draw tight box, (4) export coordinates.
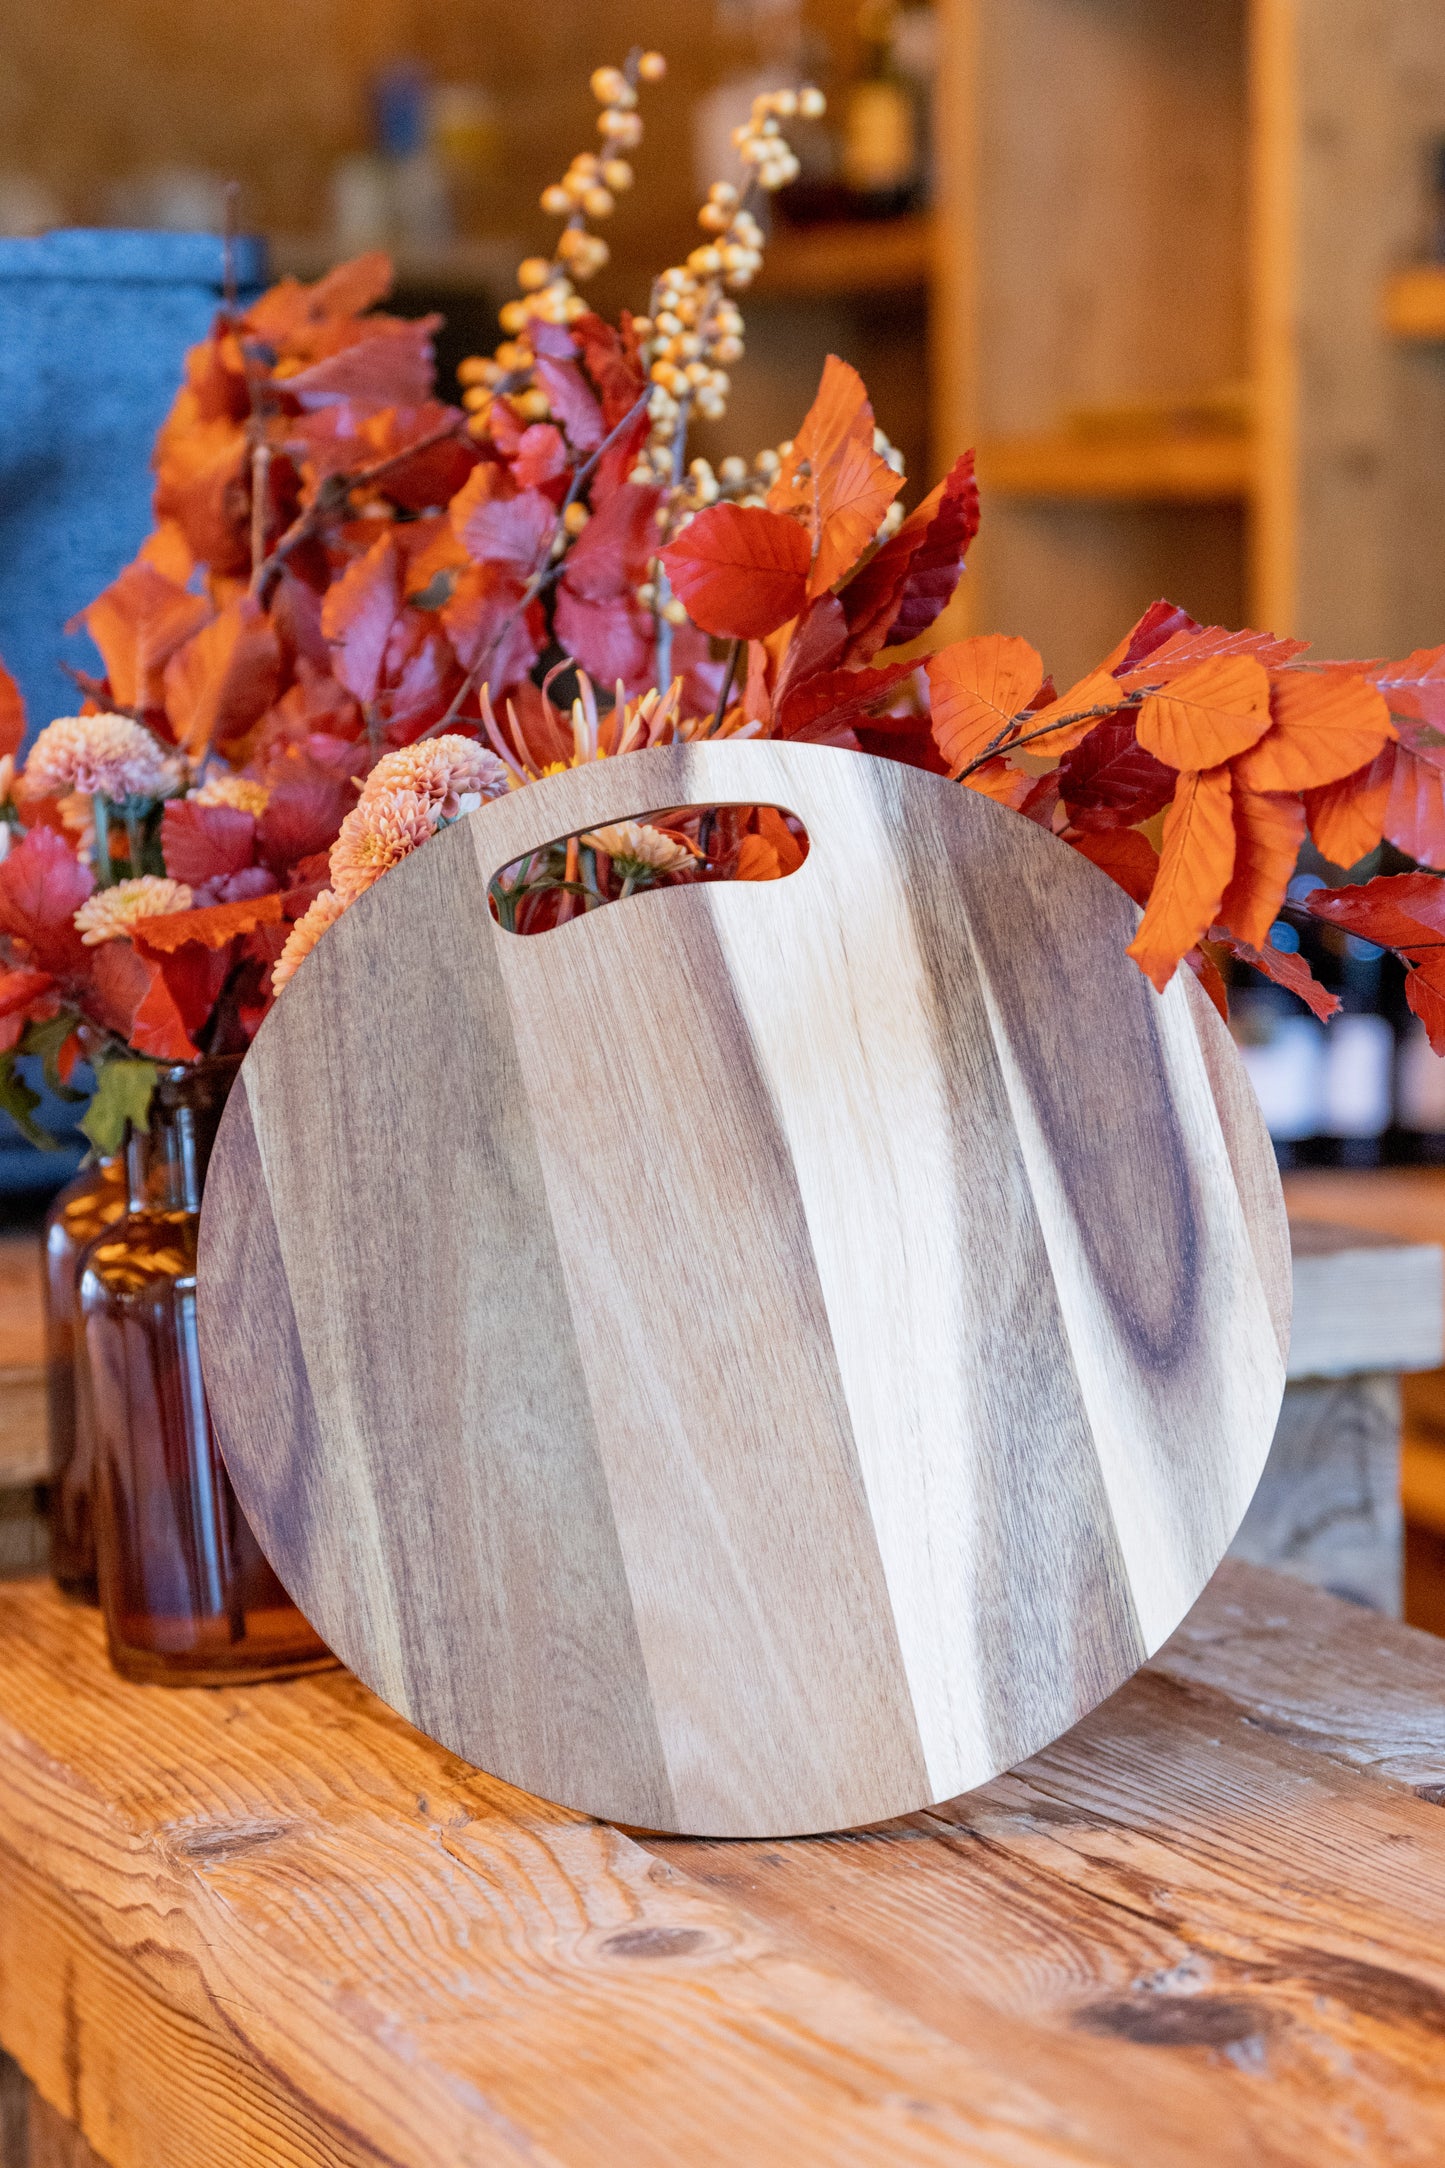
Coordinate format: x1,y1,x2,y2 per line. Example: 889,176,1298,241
489,803,809,936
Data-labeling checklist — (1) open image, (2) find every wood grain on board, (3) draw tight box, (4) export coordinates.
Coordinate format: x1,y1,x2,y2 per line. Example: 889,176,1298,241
198,741,1289,1837
2,1565,1445,2167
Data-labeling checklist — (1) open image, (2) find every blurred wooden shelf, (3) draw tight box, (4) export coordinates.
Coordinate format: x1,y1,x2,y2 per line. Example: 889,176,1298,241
752,216,933,299
1381,265,1445,342
268,234,523,293
977,429,1253,504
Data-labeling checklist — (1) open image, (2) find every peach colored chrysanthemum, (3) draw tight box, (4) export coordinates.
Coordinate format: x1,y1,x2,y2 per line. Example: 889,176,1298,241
192,773,270,817
359,735,509,821
73,875,193,946
327,787,437,903
25,714,175,802
272,887,347,993
582,821,697,878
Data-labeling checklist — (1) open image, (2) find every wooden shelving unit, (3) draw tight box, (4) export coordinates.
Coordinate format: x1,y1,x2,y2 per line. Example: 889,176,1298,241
930,0,1445,682
754,215,933,300
978,429,1252,505
1382,265,1445,342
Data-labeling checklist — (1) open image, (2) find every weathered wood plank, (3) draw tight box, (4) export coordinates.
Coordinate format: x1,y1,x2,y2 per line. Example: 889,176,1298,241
1286,1221,1443,1381
2,1567,1444,2165
1229,1372,1403,1612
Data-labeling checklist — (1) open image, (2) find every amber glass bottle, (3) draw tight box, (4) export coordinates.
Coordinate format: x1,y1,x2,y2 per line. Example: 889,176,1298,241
81,1059,334,1686
44,1155,127,1600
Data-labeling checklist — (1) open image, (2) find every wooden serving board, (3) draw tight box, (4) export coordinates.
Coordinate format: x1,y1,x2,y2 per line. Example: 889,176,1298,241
197,741,1290,1838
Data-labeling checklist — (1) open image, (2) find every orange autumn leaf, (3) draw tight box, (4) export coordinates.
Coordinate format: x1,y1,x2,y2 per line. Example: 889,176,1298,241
1232,668,1395,793
927,634,1044,775
163,597,283,757
1304,748,1394,868
132,892,284,954
1218,787,1305,948
1186,943,1230,1022
752,804,807,876
1136,654,1272,771
735,833,782,880
767,356,902,597
959,756,1034,808
1068,826,1159,908
80,560,210,712
1127,765,1236,991
1023,667,1126,756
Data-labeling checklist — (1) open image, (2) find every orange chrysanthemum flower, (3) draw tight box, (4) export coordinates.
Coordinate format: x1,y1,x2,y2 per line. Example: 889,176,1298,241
360,735,510,821
192,774,270,817
25,714,176,801
272,888,347,993
328,786,437,904
74,875,193,945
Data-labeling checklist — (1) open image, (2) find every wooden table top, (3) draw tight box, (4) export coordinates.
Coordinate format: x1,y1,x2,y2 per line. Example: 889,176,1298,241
1,1561,1443,2167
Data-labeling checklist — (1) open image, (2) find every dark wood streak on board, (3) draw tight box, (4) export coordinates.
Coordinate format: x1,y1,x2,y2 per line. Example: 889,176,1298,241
879,759,1146,1770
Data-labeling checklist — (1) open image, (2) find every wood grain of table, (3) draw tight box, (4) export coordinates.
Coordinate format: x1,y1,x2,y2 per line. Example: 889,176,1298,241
0,1563,1443,2167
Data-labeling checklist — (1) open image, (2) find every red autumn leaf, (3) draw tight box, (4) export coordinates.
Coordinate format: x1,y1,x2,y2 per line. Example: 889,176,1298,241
553,590,652,690
1383,744,1445,865
283,321,441,414
772,597,849,710
320,533,403,706
1102,600,1201,675
1306,870,1445,953
442,563,542,694
927,634,1044,774
77,561,210,712
562,480,662,602
1136,655,1272,770
1186,943,1230,1022
245,253,395,347
1117,621,1309,687
1128,765,1236,991
258,757,353,874
132,892,284,954
1067,827,1159,908
0,662,23,758
88,941,199,1061
449,467,556,568
0,825,93,975
1233,668,1395,793
161,800,257,885
1214,931,1341,1023
571,311,647,429
1218,787,1305,948
768,356,903,597
0,968,55,1031
1057,714,1175,832
534,356,605,453
510,423,569,490
1304,748,1394,868
776,659,917,739
164,597,284,756
1369,647,1445,759
1405,953,1445,1055
841,451,979,661
661,503,810,641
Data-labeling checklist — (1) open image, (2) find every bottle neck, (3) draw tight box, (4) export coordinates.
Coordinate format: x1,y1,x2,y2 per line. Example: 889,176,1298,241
125,1058,242,1216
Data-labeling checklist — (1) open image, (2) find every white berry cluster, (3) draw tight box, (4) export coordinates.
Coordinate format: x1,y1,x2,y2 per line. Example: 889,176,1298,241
455,49,665,439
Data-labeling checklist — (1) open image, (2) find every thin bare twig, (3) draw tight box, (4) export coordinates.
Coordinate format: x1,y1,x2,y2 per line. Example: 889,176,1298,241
707,639,743,735
250,417,469,603
954,700,1136,782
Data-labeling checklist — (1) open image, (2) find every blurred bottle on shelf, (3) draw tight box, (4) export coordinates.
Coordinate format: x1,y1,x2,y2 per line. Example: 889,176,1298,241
840,1,933,212
1426,136,1445,263
333,61,498,253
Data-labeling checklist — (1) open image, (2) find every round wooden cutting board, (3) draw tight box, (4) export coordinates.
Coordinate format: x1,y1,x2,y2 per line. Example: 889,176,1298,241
197,740,1290,1838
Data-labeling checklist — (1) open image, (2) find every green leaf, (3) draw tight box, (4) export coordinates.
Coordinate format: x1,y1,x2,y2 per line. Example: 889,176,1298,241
0,1052,56,1150
81,1057,157,1157
18,1010,87,1102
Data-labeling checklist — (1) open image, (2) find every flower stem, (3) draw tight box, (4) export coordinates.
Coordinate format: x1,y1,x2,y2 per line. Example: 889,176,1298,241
92,795,114,888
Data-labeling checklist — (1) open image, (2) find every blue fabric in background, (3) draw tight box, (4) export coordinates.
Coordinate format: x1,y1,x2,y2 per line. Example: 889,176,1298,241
0,230,267,1195
0,228,266,741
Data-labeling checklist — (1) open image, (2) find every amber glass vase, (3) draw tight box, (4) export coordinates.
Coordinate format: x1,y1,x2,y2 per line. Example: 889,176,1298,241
81,1059,334,1686
44,1155,127,1600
